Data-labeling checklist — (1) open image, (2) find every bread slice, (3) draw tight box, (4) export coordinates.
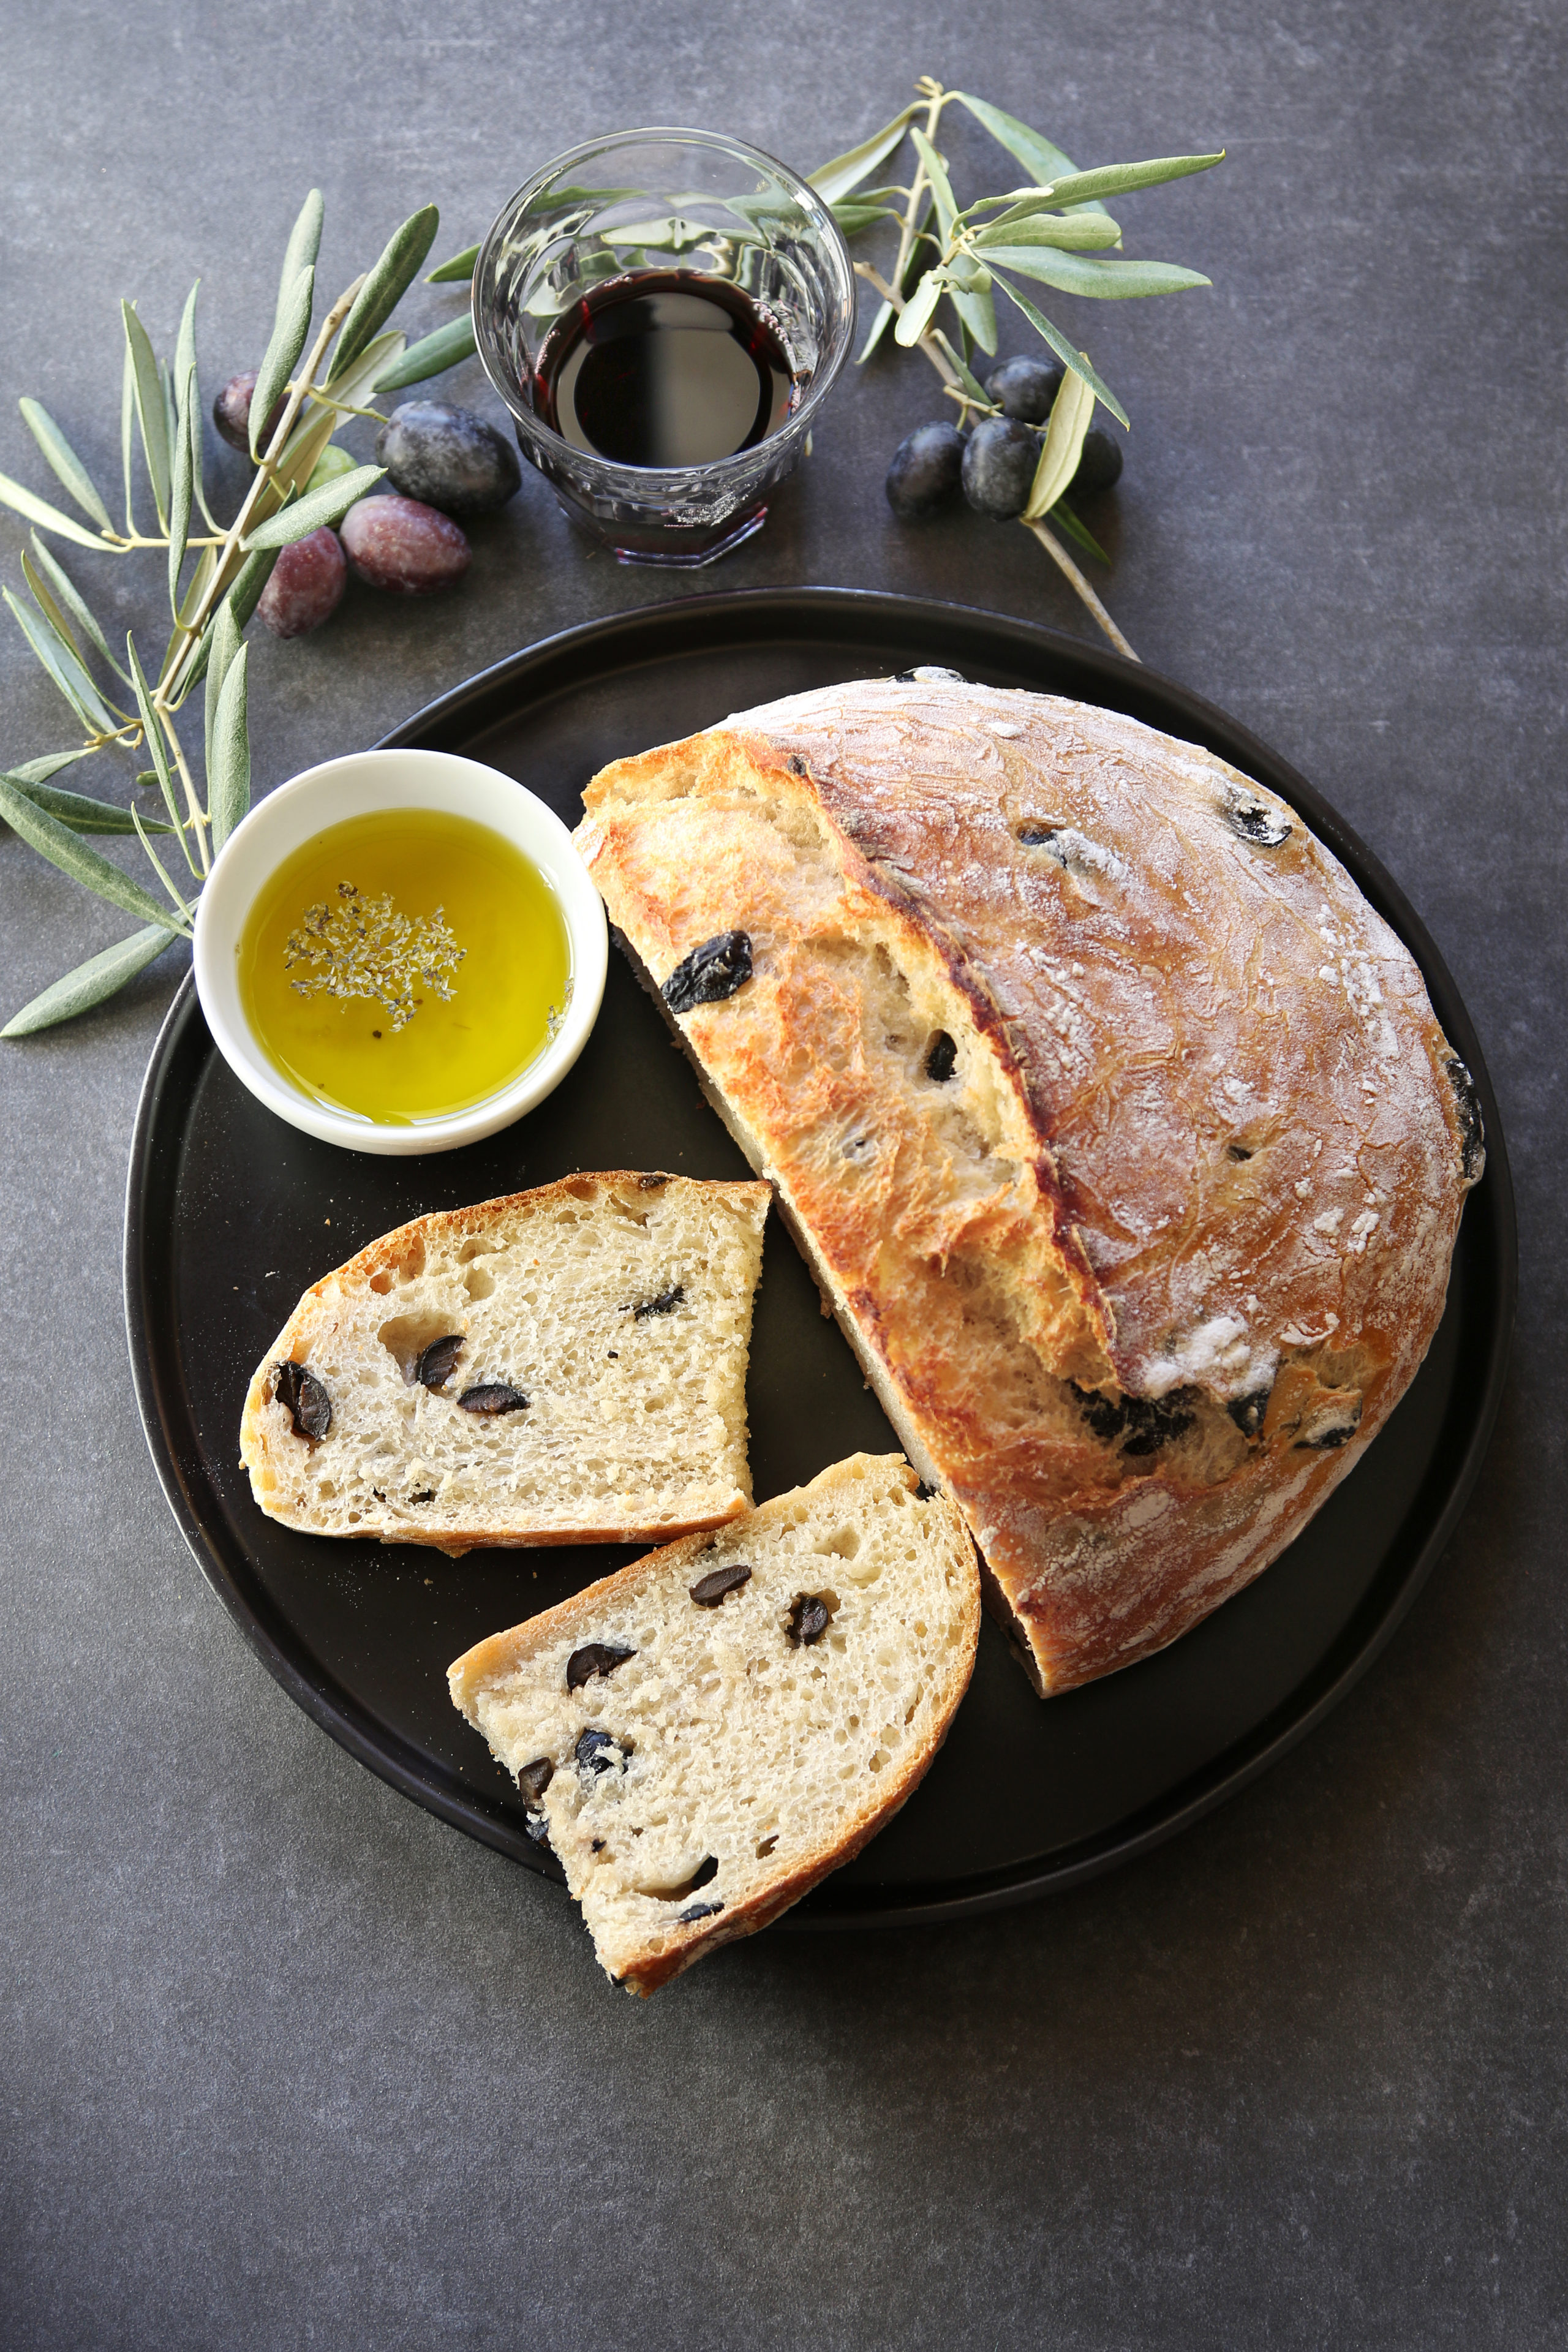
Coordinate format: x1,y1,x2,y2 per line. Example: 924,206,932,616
448,1453,981,1992
240,1172,771,1551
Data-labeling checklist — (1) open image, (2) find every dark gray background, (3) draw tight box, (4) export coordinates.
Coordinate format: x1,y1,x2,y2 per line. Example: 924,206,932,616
3,2,1562,2344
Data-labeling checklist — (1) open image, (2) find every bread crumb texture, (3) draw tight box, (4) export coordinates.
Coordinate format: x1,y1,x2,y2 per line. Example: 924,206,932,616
240,1172,769,1549
576,679,1481,1692
449,1453,981,1993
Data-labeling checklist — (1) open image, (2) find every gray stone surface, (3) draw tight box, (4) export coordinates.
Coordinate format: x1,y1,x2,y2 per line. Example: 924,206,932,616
1,1,1562,2343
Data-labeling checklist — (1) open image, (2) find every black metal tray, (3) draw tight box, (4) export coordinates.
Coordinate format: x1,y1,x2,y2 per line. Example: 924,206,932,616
124,588,1516,1925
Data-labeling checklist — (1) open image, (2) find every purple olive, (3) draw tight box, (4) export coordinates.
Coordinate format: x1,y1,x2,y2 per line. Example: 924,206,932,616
375,401,521,516
338,494,472,594
213,371,287,456
256,527,347,639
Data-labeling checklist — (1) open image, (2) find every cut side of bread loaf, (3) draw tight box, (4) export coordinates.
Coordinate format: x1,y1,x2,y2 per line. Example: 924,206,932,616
448,1453,981,1992
240,1172,771,1551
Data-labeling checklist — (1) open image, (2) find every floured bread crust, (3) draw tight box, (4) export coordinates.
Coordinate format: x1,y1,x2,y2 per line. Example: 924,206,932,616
575,676,1482,1692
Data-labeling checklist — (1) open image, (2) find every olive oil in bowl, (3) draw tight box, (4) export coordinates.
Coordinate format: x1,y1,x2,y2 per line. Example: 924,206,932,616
238,808,570,1125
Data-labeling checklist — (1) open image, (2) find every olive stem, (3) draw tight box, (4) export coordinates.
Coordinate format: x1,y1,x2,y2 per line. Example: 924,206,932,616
159,707,209,875
159,272,367,709
1023,519,1139,661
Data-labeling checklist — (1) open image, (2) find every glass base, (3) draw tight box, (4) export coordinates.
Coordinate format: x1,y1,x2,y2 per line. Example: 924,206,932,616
552,491,769,567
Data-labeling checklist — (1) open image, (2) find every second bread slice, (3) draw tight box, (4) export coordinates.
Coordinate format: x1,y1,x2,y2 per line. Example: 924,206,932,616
241,1171,771,1551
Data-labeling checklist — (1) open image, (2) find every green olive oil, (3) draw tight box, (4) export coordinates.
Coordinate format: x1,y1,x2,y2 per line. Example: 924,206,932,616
238,808,571,1124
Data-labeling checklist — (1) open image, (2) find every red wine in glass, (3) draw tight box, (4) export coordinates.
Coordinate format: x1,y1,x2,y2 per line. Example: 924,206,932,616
535,271,799,469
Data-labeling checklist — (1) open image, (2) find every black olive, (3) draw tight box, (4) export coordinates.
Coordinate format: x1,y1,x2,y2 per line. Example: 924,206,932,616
961,415,1039,520
516,1757,554,1805
924,1030,957,1082
1226,1389,1272,1441
1016,823,1057,847
690,1562,753,1608
984,355,1064,424
884,420,966,520
522,1812,552,1849
409,1487,437,1504
787,753,809,777
786,1593,832,1647
567,1642,636,1692
1445,1055,1486,1181
677,1900,725,1923
914,1480,936,1500
631,1284,684,1320
575,1727,631,1778
662,931,753,1014
637,1172,669,1189
1070,1382,1197,1455
1227,1144,1254,1163
375,399,522,516
415,1334,463,1390
457,1382,529,1414
1294,1398,1363,1450
1070,428,1124,495
1221,788,1292,847
273,1359,331,1442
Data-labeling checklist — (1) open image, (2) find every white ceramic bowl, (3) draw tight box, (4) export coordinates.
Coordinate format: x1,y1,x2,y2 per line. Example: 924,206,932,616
193,747,608,1155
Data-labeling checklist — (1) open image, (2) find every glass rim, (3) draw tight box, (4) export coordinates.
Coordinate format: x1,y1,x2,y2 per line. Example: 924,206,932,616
470,124,856,482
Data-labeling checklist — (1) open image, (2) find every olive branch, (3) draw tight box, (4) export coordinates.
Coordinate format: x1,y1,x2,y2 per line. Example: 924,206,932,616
810,78,1224,658
0,192,479,1038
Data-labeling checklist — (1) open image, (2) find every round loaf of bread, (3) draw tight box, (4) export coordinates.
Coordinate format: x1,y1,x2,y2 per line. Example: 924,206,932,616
575,674,1483,1693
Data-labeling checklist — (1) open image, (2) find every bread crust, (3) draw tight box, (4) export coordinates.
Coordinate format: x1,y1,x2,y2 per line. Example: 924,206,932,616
239,1171,771,1550
450,1453,981,1992
575,679,1482,1692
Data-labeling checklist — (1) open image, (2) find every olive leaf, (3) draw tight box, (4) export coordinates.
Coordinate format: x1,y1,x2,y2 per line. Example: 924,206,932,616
3,586,122,734
944,269,997,356
17,400,115,533
3,769,172,835
808,104,920,205
949,94,1110,215
1023,366,1096,521
0,466,111,552
252,265,315,458
221,545,281,637
0,770,187,933
126,631,194,867
168,368,196,614
895,269,946,347
858,195,935,364
7,748,98,788
1046,497,1109,563
832,200,902,235
1,923,177,1038
204,596,241,782
972,211,1123,251
373,315,478,393
1031,153,1226,209
26,536,132,685
174,281,201,410
20,546,85,660
277,190,325,328
121,301,171,529
120,335,137,535
993,275,1129,426
329,204,440,380
241,462,383,550
130,804,195,920
908,129,959,243
208,638,250,854
426,241,480,285
990,249,1211,300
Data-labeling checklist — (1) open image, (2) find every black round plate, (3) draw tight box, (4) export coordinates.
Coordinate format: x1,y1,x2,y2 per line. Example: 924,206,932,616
124,589,1517,1925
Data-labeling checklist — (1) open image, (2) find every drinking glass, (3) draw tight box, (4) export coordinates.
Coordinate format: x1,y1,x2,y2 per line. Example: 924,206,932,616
473,129,855,565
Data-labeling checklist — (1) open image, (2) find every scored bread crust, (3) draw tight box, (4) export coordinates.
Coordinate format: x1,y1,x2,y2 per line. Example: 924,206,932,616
240,1170,771,1551
449,1453,981,1994
573,676,1483,1692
